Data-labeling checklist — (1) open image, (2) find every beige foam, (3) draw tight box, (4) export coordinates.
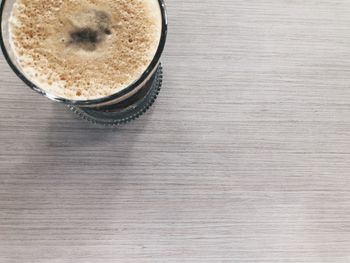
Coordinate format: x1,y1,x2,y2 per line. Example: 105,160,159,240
9,0,162,100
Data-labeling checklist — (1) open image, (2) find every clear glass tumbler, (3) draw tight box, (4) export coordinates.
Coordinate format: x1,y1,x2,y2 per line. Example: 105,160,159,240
0,0,168,126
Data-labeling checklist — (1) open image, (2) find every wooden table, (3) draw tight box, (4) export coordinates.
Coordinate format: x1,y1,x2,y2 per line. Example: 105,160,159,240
1,0,350,262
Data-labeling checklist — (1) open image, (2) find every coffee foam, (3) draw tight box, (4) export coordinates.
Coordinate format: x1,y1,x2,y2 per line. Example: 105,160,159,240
9,0,162,100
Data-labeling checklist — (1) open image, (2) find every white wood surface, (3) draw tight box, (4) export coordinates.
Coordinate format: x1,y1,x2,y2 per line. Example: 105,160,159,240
1,0,350,262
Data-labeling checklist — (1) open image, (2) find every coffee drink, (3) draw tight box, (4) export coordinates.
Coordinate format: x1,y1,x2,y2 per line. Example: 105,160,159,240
9,0,162,100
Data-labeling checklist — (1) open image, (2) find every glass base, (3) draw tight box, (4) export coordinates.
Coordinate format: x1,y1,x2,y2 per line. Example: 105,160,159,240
68,65,163,126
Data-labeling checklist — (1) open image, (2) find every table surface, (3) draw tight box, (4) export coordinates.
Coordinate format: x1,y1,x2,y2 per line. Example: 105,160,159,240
1,0,350,262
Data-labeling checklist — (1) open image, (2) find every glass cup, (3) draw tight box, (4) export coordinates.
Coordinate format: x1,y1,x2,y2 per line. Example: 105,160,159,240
0,0,168,126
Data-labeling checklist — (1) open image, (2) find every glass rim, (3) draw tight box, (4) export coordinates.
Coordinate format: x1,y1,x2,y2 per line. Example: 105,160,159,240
0,0,168,106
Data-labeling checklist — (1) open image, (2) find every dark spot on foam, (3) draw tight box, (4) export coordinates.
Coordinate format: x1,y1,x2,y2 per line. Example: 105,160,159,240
71,28,99,44
95,11,112,36
68,10,112,51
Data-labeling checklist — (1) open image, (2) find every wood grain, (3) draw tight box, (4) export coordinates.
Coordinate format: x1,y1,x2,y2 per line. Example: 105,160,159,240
1,0,350,262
